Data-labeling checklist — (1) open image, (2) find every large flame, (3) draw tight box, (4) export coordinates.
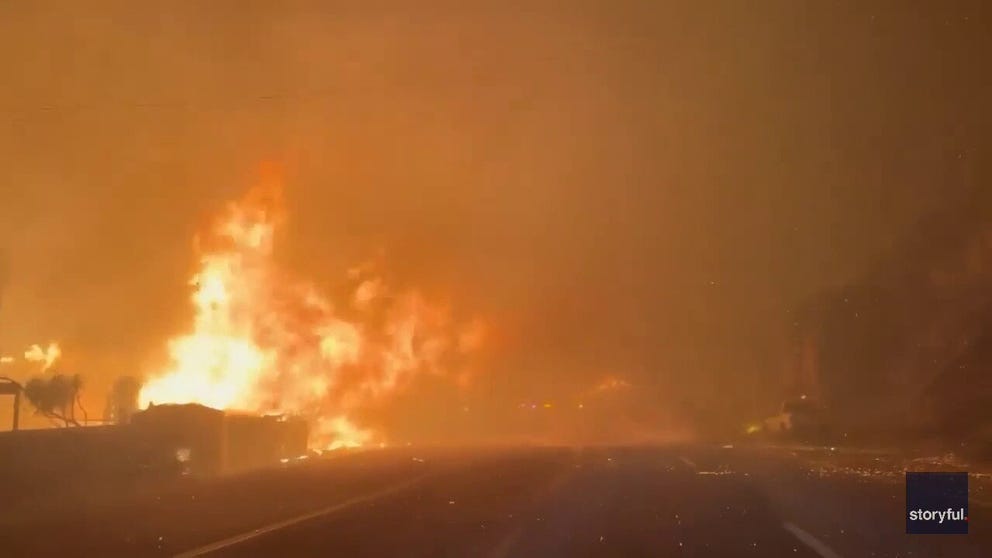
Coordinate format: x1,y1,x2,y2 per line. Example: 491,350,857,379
139,173,483,449
24,342,62,370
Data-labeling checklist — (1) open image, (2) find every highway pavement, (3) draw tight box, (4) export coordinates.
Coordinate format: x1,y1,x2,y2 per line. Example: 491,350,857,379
2,444,990,557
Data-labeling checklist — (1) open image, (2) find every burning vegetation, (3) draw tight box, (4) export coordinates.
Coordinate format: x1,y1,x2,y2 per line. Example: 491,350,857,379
137,171,484,450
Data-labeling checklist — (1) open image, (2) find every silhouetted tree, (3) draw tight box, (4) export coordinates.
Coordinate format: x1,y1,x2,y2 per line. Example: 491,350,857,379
23,373,86,427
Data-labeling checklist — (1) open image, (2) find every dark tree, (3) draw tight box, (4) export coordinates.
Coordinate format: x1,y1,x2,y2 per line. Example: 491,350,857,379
23,373,86,427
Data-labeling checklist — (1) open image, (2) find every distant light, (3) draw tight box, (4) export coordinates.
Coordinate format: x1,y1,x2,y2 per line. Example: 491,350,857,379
279,457,290,464
175,448,192,463
543,402,552,409
578,403,584,409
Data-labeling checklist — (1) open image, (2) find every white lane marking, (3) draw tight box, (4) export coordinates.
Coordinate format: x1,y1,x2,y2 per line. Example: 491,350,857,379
678,456,697,471
489,467,581,558
489,526,525,558
173,474,430,558
782,522,844,558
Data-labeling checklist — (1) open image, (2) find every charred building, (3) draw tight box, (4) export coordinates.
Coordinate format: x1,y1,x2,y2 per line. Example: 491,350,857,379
130,403,310,475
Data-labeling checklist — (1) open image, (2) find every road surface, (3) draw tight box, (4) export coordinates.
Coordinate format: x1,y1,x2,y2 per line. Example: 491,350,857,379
2,445,990,557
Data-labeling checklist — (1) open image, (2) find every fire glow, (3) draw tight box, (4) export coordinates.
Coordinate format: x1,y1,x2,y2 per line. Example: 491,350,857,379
139,171,484,449
24,342,62,370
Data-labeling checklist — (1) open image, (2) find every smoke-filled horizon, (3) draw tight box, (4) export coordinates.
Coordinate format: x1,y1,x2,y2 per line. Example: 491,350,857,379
0,2,988,438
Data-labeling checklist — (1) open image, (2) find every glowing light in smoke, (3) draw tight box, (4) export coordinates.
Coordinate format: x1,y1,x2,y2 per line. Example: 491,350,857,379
593,376,632,392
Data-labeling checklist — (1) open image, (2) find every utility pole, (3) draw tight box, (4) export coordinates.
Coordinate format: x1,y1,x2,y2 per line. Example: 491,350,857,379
0,250,16,430
12,387,18,430
0,379,21,431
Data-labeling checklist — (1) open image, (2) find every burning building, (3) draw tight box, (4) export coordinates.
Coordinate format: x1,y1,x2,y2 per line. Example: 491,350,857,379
0,169,483,484
135,170,483,451
129,403,309,475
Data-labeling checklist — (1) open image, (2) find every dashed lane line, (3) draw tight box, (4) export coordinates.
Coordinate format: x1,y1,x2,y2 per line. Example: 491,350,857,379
173,473,431,558
678,455,698,471
783,522,844,558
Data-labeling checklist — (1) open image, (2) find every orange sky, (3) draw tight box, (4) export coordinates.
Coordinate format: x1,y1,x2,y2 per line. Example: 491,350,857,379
0,1,987,436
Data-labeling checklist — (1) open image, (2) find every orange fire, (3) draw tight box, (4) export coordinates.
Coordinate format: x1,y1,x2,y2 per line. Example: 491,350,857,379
139,172,483,449
24,342,62,370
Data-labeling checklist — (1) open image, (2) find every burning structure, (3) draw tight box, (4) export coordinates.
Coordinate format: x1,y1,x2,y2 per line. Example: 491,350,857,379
0,403,310,493
137,168,483,450
0,169,482,485
130,403,309,475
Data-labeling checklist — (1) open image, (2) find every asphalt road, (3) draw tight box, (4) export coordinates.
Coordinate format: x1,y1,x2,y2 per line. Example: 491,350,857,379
2,445,990,557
